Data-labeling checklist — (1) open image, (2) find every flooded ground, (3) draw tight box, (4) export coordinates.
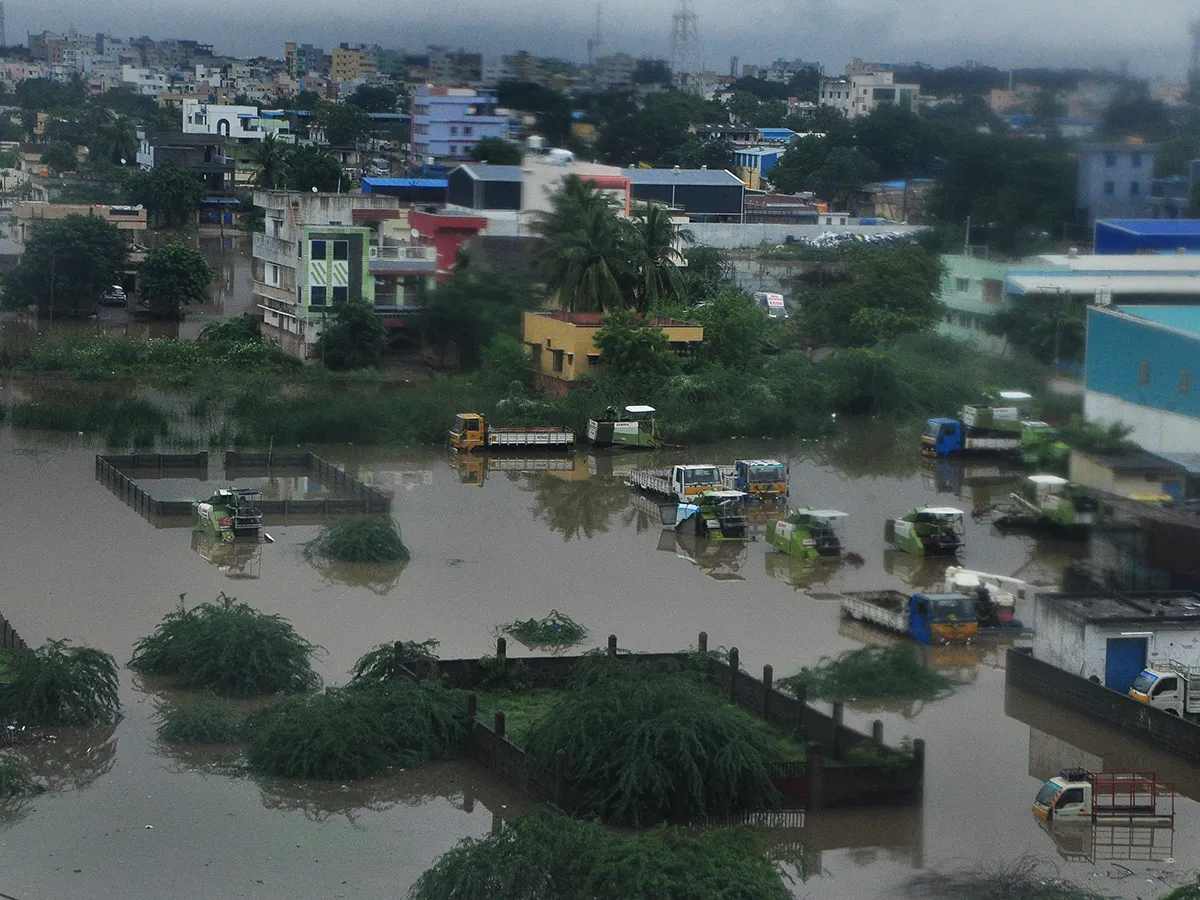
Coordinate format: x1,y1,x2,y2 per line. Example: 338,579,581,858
1,421,1197,898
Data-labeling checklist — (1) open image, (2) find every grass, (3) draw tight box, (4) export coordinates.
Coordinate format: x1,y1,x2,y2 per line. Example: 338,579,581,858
778,644,955,703
474,688,559,746
156,693,243,744
129,593,320,697
499,610,588,649
0,640,120,726
304,516,410,564
11,398,169,447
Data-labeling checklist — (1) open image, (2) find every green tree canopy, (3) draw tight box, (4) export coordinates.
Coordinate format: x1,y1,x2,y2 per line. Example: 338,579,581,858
593,308,681,382
810,146,880,209
316,101,370,146
346,84,398,113
3,214,129,317
468,136,522,165
419,271,538,369
251,133,289,189
694,288,768,370
40,140,78,174
126,162,205,227
138,242,214,319
282,144,343,192
316,299,386,370
766,136,835,194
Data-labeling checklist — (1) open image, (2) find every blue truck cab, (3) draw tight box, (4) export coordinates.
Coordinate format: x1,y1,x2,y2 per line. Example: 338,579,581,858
922,418,963,457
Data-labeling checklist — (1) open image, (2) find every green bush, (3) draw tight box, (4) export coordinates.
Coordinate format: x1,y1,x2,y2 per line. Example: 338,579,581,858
349,640,441,685
11,397,169,447
779,644,953,703
410,808,798,900
245,680,465,779
0,640,120,726
0,753,44,799
524,654,783,825
304,516,409,563
156,693,242,744
129,593,320,697
500,610,587,648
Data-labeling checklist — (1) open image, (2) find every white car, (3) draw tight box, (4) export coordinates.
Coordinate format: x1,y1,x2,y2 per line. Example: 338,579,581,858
101,285,127,307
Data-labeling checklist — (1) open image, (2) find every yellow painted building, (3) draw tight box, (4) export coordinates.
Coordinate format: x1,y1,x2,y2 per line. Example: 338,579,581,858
331,46,377,82
522,311,703,392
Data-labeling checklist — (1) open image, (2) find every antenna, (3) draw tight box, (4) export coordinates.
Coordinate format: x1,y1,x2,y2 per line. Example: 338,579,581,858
670,0,699,85
587,3,603,72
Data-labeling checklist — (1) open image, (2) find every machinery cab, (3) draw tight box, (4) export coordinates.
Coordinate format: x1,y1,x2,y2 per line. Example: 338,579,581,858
922,417,962,457
1130,662,1200,716
195,488,263,543
672,464,725,498
587,405,661,448
666,490,749,539
769,508,847,559
449,413,486,451
733,459,789,500
962,390,1033,433
908,592,978,644
887,506,965,556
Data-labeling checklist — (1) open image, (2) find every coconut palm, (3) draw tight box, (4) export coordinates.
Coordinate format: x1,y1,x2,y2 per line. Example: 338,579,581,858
96,115,139,165
628,203,694,315
251,133,289,189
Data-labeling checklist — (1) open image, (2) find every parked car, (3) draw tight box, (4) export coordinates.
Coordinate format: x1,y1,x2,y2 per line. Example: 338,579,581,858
100,285,127,307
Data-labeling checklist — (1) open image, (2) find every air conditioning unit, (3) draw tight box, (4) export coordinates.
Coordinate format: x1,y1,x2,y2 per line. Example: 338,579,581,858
368,246,378,259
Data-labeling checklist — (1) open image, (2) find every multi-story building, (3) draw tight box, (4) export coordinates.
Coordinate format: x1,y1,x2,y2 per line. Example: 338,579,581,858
331,44,376,83
427,46,482,85
592,53,636,90
253,190,438,359
818,70,919,118
285,42,325,78
411,87,510,161
1075,142,1159,228
121,65,168,96
137,130,236,200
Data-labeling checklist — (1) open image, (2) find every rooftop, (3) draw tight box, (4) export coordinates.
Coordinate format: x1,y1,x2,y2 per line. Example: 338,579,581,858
454,163,523,183
1008,274,1200,296
626,168,744,187
1042,591,1200,625
361,177,448,189
1120,304,1200,336
1097,219,1200,236
533,311,700,328
1032,254,1200,273
1074,447,1187,475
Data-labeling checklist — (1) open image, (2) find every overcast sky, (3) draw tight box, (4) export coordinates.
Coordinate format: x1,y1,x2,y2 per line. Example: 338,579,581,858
15,0,1193,77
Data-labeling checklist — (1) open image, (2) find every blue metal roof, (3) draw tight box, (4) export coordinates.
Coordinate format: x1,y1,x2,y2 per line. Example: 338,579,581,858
1121,305,1200,336
756,128,797,139
361,177,448,189
1098,219,1200,236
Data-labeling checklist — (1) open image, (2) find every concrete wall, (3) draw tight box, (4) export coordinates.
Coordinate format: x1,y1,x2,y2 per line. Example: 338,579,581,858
1033,601,1089,676
686,222,925,249
1083,390,1200,456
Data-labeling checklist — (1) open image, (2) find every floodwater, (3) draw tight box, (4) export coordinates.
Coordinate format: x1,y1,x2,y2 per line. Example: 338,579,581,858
2,420,1199,899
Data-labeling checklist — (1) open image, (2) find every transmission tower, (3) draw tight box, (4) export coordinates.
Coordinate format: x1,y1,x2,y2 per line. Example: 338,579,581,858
587,3,603,71
670,0,698,83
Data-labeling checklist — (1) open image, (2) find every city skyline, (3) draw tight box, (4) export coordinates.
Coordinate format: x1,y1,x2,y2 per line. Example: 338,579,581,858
13,0,1195,78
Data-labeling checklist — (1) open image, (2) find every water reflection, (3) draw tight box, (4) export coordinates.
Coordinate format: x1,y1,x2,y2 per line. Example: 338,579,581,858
191,531,263,579
883,549,954,590
18,723,119,792
764,551,847,592
656,531,749,581
523,471,635,541
306,555,407,596
809,420,924,479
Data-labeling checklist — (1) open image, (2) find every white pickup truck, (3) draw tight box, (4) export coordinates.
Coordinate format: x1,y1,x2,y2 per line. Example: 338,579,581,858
629,464,730,503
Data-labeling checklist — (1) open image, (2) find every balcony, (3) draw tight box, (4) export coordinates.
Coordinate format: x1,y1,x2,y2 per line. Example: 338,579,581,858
252,232,297,268
252,281,295,304
368,243,437,275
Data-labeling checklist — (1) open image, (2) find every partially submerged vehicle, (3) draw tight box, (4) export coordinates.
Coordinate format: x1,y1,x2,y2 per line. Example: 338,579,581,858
1033,769,1174,824
731,459,789,501
586,405,663,449
660,490,749,540
885,506,964,556
195,488,263,543
767,508,847,559
993,474,1097,534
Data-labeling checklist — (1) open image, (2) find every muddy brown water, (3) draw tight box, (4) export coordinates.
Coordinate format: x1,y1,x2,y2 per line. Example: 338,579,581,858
2,420,1198,899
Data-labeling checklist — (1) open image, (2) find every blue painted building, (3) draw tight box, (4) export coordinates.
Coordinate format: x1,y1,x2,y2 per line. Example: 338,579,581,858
1094,219,1200,255
411,87,511,161
1084,305,1200,454
1076,143,1158,228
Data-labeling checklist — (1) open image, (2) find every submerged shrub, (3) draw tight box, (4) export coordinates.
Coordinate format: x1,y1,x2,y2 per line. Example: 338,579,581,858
305,516,409,563
524,655,782,825
349,641,440,685
779,644,953,703
129,593,320,697
410,808,797,900
156,693,242,744
500,610,587,649
0,640,120,726
0,753,44,799
245,680,465,780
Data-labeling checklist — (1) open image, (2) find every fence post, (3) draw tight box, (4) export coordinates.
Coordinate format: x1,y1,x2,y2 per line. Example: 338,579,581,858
762,664,773,719
912,738,926,782
728,647,739,702
831,702,844,760
872,720,884,745
554,749,567,808
607,634,617,656
806,741,824,811
496,637,507,676
698,631,708,653
494,711,506,740
392,640,404,676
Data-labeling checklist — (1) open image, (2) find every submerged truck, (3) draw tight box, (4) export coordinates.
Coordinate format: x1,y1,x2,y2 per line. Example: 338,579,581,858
1129,661,1200,719
731,459,789,501
660,490,750,540
448,413,576,452
1033,769,1175,824
921,391,1047,458
840,589,978,644
629,464,728,502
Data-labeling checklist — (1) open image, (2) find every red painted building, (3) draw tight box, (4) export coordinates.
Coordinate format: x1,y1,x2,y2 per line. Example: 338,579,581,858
409,208,489,280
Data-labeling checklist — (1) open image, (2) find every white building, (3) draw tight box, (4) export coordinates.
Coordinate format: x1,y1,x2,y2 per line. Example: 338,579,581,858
819,71,920,118
121,65,169,95
182,99,266,141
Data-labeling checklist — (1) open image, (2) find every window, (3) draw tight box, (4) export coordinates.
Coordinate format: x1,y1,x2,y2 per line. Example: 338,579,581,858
1103,181,1115,196
1130,181,1140,196
587,354,600,366
450,125,458,136
955,277,970,293
552,349,565,373
1139,360,1151,387
1104,151,1117,167
1056,788,1085,809
463,126,473,136
332,240,349,261
1132,152,1143,168
310,286,327,307
1154,676,1179,696
1181,370,1192,396
332,285,348,302
450,145,458,156
310,240,327,260
982,279,1004,303
266,263,279,286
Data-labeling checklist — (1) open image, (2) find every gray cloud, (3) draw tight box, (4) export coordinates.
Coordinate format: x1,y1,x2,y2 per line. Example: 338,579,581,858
13,0,1193,76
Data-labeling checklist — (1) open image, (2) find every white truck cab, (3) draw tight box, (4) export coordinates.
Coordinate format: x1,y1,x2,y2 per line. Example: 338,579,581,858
1130,662,1200,717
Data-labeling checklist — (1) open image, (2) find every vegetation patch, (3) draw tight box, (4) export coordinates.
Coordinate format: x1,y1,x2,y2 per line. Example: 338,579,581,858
0,753,45,799
244,680,466,780
474,688,559,747
349,640,441,685
156,693,243,744
129,593,320,697
411,807,799,900
1160,882,1200,900
906,857,1109,900
499,610,588,649
523,654,785,825
304,516,410,564
0,640,119,726
780,644,954,703
11,398,169,448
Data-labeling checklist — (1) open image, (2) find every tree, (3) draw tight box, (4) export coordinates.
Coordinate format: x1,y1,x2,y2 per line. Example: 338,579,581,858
1100,82,1173,141
468,136,521,165
92,115,139,165
40,140,77,174
628,204,692,314
853,104,940,180
251,133,289,189
346,84,397,113
659,135,735,171
799,244,944,346
810,147,880,210
694,288,767,370
126,163,205,227
766,136,834,194
138,242,214,319
419,271,537,369
3,214,129,317
282,145,342,192
315,101,370,146
316,300,386,370
593,308,680,381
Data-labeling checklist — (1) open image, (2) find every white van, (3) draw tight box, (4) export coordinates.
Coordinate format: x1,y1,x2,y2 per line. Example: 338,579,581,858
753,292,787,319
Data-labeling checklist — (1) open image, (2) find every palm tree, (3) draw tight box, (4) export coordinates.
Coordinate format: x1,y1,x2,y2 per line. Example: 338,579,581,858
97,115,139,165
251,133,289,189
628,203,693,315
